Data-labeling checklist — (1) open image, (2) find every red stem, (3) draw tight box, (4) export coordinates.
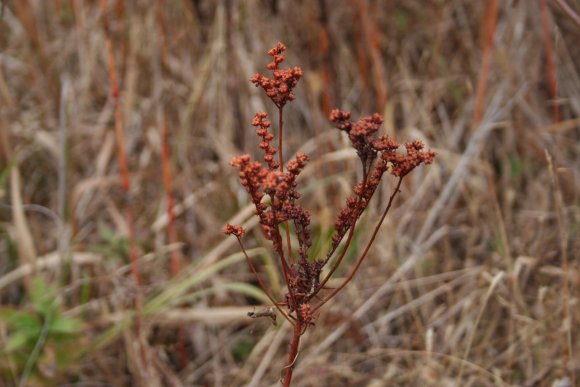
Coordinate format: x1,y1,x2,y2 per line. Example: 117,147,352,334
101,0,141,286
279,106,296,266
314,177,403,312
156,3,186,367
275,236,299,317
473,0,498,124
275,105,299,315
540,0,561,122
101,0,148,370
161,117,182,276
317,166,370,291
236,237,295,325
282,320,303,387
278,106,284,173
355,0,387,110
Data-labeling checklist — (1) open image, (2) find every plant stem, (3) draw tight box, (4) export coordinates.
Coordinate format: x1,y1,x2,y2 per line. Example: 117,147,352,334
276,106,299,315
472,0,498,124
101,0,141,286
318,166,370,291
279,106,296,265
236,237,295,324
160,116,181,276
314,177,404,312
282,320,303,387
540,0,560,122
278,106,284,172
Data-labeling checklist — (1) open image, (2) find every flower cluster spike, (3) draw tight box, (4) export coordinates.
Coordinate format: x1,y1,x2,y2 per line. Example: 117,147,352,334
225,150,311,257
223,224,245,238
252,112,279,170
329,108,436,249
250,42,303,108
224,42,436,387
384,139,437,177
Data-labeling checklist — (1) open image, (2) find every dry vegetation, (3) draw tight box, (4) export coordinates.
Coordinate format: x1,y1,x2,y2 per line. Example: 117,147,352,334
0,1,579,386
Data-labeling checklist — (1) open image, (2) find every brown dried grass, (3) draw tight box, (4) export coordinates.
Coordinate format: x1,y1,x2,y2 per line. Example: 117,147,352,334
0,1,578,386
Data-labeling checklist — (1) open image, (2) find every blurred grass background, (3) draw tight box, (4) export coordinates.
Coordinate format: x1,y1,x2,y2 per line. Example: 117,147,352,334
0,0,578,386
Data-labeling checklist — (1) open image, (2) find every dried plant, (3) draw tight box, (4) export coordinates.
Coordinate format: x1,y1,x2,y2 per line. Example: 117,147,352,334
224,42,435,386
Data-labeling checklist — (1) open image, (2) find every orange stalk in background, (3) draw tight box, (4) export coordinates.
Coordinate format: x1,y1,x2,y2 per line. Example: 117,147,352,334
13,0,59,103
155,1,188,370
540,0,561,122
317,0,334,115
160,117,182,277
156,0,181,278
473,0,498,124
353,0,388,111
160,113,188,370
353,2,370,103
100,0,141,286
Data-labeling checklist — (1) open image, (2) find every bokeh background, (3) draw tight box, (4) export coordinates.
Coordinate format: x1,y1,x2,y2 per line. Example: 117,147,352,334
0,0,579,386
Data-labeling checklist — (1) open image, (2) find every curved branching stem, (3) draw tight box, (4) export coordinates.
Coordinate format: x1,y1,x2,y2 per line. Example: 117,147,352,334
275,235,299,315
278,106,296,266
313,176,404,313
317,162,371,291
235,237,295,325
321,161,372,266
283,223,295,265
275,105,299,315
278,106,284,171
266,205,297,314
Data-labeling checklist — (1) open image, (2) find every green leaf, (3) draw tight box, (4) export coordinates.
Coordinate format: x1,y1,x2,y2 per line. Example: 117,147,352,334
4,330,31,352
49,316,83,335
2,310,41,333
98,225,115,242
395,9,410,32
30,277,57,316
0,308,19,321
232,335,255,362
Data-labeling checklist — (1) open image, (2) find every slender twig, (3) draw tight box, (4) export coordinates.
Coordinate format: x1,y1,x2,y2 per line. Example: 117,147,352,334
354,0,387,110
554,0,580,28
321,164,371,266
278,106,284,173
540,0,561,122
100,0,141,286
160,116,182,276
473,0,498,124
314,177,404,312
279,106,296,265
236,237,295,325
317,166,370,291
274,105,299,310
274,232,298,313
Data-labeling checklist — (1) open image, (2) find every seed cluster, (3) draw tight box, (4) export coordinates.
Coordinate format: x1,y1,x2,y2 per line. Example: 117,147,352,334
328,109,436,250
225,43,436,328
250,42,303,108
